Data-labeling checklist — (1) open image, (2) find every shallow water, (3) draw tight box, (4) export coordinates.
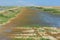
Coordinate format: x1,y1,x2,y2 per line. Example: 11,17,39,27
0,8,60,40
2,8,60,27
36,12,60,27
26,8,60,27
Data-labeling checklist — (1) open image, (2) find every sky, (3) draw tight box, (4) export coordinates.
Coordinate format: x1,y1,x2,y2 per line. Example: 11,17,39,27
0,0,60,6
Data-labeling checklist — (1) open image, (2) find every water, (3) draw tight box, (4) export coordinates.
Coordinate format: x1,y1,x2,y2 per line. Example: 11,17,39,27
0,8,60,40
25,11,60,27
2,8,60,27
37,12,60,27
27,8,60,27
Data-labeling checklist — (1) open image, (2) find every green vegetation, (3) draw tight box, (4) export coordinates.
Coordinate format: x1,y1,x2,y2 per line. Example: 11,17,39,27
12,38,50,40
40,38,50,40
0,6,16,10
0,14,9,24
12,38,34,40
12,38,24,40
36,7,44,9
0,6,60,24
0,14,5,17
20,24,42,28
26,38,34,40
43,8,55,11
43,8,60,14
36,7,60,15
53,10,60,13
0,7,21,24
39,29,45,32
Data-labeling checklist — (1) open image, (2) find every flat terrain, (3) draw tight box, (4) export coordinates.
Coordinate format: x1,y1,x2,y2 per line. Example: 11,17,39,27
2,7,60,27
0,26,60,40
0,7,60,40
0,7,22,24
4,27,60,40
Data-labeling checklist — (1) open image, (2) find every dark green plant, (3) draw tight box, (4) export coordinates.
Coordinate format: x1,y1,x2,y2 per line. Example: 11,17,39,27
0,14,4,17
53,10,60,13
26,38,34,40
36,7,44,9
43,8,55,11
8,10,14,12
12,38,24,40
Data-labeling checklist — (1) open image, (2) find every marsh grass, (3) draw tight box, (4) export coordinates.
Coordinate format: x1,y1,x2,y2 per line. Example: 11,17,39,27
0,8,21,24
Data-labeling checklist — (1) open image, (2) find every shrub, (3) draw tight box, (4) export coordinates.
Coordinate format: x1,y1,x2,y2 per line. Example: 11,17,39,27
0,14,4,17
36,7,44,9
53,10,60,13
43,8,55,11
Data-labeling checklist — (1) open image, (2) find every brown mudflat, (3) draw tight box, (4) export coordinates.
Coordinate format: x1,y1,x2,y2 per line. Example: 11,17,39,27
3,8,39,27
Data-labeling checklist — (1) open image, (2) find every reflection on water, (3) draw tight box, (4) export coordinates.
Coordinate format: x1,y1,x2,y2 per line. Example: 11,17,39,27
0,8,60,40
3,8,60,27
37,12,60,27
